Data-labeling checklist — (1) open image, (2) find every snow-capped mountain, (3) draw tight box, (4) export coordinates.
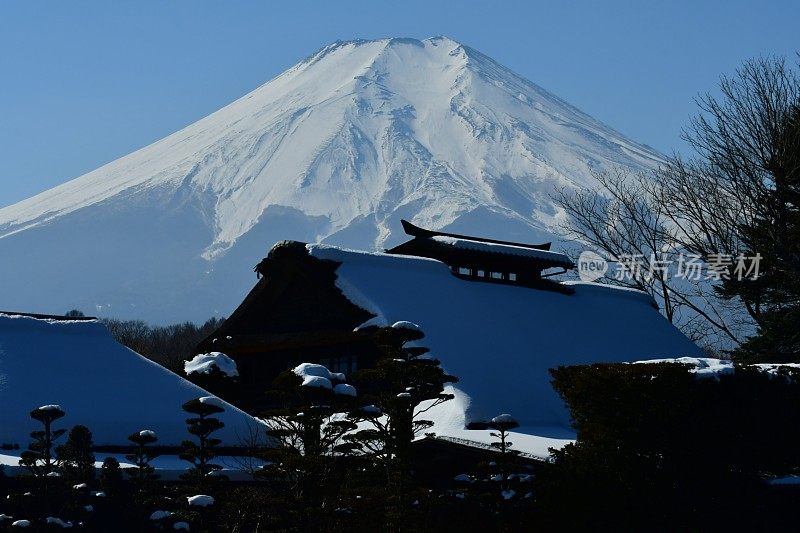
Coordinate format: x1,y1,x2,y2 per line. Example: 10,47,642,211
0,37,662,322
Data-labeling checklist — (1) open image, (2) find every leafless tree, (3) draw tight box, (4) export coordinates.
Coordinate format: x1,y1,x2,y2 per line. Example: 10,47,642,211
229,420,274,478
656,55,800,326
555,55,800,351
102,316,225,371
554,169,744,347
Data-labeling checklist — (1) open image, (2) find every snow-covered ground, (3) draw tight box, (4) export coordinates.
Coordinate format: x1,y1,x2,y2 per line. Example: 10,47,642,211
0,452,265,481
308,244,702,429
0,37,662,323
0,313,265,448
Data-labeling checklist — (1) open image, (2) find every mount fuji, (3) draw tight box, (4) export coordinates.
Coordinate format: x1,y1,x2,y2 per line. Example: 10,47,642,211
0,37,662,322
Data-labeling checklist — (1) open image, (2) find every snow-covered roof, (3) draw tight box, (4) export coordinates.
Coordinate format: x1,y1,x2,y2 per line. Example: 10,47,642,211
633,357,800,379
307,244,701,430
0,313,264,447
430,235,572,265
420,429,574,462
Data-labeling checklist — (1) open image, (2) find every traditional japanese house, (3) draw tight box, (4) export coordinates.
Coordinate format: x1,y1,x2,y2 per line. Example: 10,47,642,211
193,221,700,429
194,222,572,402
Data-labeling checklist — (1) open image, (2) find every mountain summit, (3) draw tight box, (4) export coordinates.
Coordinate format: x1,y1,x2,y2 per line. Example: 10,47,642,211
0,37,661,321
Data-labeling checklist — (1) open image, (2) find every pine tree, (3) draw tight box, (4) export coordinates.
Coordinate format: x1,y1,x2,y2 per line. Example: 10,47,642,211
260,364,359,519
468,414,521,493
728,103,800,362
125,430,160,486
19,405,66,477
350,324,457,467
56,425,95,485
348,323,458,524
17,405,67,516
100,457,124,496
179,397,226,491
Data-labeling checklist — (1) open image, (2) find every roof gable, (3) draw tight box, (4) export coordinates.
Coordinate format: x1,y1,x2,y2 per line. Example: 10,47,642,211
0,314,262,447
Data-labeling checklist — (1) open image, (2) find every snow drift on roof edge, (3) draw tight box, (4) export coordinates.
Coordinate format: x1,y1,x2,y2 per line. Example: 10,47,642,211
0,314,263,447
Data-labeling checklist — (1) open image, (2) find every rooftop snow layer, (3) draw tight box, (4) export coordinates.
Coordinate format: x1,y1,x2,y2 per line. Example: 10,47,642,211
184,352,239,377
430,236,572,265
633,357,735,378
633,357,800,379
0,314,264,447
307,244,701,429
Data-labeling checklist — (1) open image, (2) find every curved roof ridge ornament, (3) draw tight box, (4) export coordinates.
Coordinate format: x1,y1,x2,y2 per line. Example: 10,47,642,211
398,219,552,251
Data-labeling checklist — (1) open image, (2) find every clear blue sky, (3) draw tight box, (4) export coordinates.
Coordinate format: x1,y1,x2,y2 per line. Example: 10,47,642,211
0,0,797,208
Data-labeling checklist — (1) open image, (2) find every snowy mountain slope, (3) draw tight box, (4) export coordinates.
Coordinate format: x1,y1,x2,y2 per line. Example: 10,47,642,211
0,37,662,322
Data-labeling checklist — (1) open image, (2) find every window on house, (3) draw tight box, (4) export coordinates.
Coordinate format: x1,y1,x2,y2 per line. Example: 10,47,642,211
477,270,485,277
458,267,472,275
509,273,517,281
319,355,358,375
490,271,503,279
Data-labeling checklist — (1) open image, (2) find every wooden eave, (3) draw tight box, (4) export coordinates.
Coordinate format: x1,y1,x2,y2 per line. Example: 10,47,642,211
198,328,376,356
